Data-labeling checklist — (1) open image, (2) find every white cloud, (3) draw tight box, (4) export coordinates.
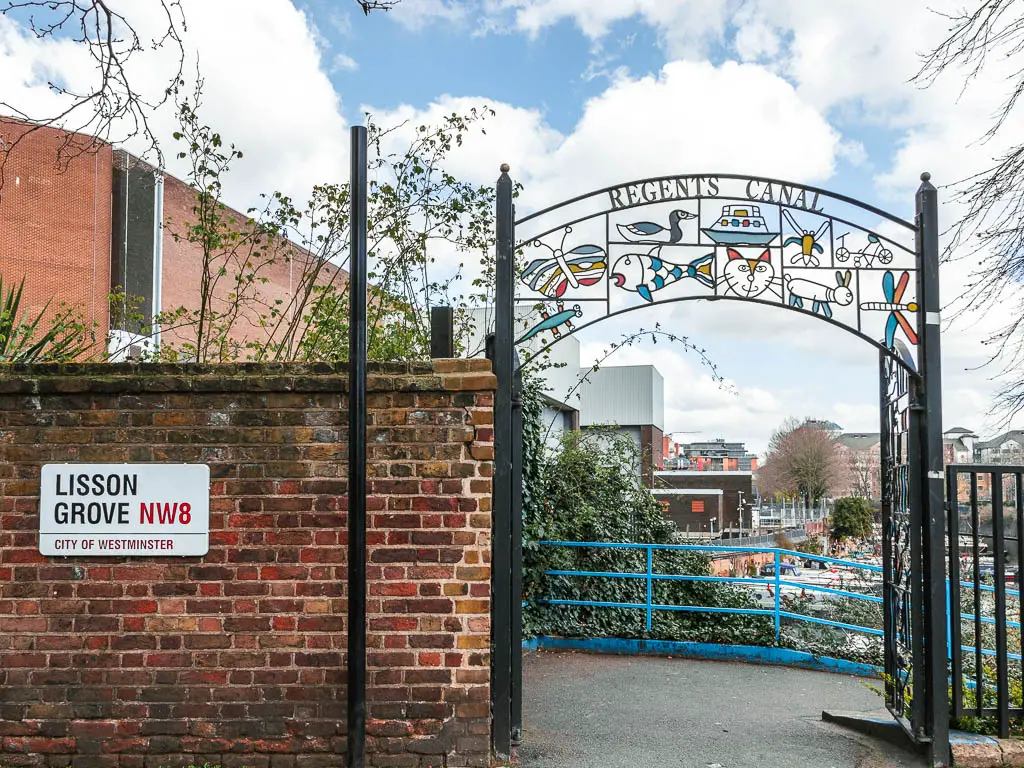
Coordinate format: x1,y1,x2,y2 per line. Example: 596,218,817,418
0,0,348,208
368,58,843,210
332,52,360,72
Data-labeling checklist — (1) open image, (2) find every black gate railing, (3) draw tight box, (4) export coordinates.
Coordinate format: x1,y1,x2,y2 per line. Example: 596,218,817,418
946,464,1024,738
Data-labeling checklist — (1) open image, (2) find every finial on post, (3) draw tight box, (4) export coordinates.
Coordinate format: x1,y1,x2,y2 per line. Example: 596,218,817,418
920,171,931,182
500,163,510,173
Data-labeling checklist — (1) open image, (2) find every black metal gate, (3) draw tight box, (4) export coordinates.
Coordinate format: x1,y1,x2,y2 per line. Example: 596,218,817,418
876,175,949,764
489,168,950,766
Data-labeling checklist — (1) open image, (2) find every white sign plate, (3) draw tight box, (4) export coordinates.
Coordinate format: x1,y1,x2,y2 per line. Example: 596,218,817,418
39,464,210,557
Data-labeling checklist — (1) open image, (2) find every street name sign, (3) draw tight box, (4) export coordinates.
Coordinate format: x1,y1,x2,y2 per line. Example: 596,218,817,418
39,464,210,556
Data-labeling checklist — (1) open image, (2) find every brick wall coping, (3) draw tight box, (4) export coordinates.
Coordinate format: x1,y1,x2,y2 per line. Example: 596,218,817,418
0,359,495,395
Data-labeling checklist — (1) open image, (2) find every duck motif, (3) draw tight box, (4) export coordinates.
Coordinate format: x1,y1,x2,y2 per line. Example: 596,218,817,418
616,209,697,244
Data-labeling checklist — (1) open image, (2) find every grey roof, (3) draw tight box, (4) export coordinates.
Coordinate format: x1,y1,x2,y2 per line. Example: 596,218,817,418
944,426,978,437
837,433,880,450
976,430,1024,451
805,419,842,431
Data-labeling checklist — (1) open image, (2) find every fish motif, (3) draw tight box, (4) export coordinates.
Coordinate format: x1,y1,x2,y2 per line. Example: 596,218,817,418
616,209,697,244
611,248,715,302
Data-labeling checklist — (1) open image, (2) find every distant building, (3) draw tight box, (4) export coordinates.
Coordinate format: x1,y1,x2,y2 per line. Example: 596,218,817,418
835,433,881,500
665,438,758,472
943,426,978,465
974,430,1024,464
464,312,664,484
653,470,753,536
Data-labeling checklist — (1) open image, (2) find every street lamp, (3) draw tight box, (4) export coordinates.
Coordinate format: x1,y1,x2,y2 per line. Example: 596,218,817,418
737,491,745,536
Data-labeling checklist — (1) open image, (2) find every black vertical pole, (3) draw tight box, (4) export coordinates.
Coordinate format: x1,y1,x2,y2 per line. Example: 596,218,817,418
430,306,454,358
916,172,950,767
510,359,523,745
491,164,514,760
347,125,368,768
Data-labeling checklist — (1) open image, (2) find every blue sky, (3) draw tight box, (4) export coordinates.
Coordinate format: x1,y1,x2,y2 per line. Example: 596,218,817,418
3,0,1020,451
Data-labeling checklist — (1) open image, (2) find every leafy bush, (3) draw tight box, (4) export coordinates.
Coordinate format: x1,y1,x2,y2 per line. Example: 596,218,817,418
830,496,874,541
0,276,94,362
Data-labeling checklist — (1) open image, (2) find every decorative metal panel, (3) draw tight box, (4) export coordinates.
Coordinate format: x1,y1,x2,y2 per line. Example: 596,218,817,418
514,174,919,374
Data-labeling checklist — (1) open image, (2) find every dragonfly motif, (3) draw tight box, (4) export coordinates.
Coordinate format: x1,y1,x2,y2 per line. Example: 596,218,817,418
860,270,919,348
521,228,606,298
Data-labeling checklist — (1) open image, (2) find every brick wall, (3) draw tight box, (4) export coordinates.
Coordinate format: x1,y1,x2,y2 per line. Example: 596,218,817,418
0,360,495,768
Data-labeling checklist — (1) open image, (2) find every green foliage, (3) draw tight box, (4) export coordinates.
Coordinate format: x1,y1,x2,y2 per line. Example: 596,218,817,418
521,377,772,646
796,537,822,555
830,496,874,541
0,276,95,362
126,85,499,363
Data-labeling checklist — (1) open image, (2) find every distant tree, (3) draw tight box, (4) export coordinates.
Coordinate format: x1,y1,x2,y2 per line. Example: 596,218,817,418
914,3,1024,416
759,418,848,505
848,451,874,498
830,496,874,542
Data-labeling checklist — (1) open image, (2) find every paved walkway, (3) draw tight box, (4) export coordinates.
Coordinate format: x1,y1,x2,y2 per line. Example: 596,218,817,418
518,650,928,768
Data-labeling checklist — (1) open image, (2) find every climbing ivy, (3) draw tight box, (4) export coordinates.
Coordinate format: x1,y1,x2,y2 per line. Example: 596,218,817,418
520,374,772,646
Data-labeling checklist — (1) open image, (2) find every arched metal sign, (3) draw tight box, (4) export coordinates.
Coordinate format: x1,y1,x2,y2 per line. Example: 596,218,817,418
489,169,950,767
512,174,920,373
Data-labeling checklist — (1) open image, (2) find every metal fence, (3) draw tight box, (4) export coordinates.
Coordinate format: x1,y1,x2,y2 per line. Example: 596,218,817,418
534,540,882,644
947,464,1024,738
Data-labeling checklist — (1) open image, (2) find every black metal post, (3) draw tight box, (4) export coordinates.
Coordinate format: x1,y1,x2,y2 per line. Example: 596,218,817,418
347,125,368,768
430,306,454,358
908,381,926,736
946,468,963,722
991,473,1010,738
511,360,523,745
915,172,950,767
491,164,515,760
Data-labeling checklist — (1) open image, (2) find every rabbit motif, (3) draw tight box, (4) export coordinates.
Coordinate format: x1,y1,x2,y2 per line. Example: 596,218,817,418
784,270,853,319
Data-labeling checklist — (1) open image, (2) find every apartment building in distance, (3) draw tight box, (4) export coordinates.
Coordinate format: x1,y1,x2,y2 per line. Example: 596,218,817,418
664,437,758,471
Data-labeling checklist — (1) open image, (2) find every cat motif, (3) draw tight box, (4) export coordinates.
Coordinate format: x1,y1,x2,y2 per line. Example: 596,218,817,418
720,248,780,299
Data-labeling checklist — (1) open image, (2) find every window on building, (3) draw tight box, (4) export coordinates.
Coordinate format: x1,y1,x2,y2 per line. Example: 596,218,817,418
692,500,705,513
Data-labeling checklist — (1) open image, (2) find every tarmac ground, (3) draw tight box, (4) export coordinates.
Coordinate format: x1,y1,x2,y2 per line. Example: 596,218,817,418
517,649,929,768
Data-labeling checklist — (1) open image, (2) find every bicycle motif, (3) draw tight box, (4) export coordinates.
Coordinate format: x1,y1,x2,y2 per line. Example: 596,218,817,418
835,232,893,267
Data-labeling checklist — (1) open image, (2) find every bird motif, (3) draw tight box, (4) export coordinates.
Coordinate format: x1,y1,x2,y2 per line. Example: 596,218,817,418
616,209,697,244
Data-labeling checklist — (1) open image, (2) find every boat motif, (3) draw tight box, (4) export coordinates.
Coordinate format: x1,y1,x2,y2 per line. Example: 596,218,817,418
701,204,778,246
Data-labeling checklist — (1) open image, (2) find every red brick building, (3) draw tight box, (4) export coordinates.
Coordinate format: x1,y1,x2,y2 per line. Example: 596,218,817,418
0,119,344,358
0,121,114,339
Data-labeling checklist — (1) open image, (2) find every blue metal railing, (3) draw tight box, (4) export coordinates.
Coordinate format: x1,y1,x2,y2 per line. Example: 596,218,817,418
534,541,884,643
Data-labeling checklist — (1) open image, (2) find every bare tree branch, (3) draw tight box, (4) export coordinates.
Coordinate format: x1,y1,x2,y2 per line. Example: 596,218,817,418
354,0,400,13
0,0,186,190
914,1,1024,418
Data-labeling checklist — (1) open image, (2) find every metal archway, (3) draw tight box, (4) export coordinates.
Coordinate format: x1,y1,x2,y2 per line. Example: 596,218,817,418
489,170,949,766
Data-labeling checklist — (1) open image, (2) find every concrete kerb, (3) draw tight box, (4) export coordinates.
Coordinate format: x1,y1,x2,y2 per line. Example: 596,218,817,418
821,712,1024,767
948,732,1024,767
